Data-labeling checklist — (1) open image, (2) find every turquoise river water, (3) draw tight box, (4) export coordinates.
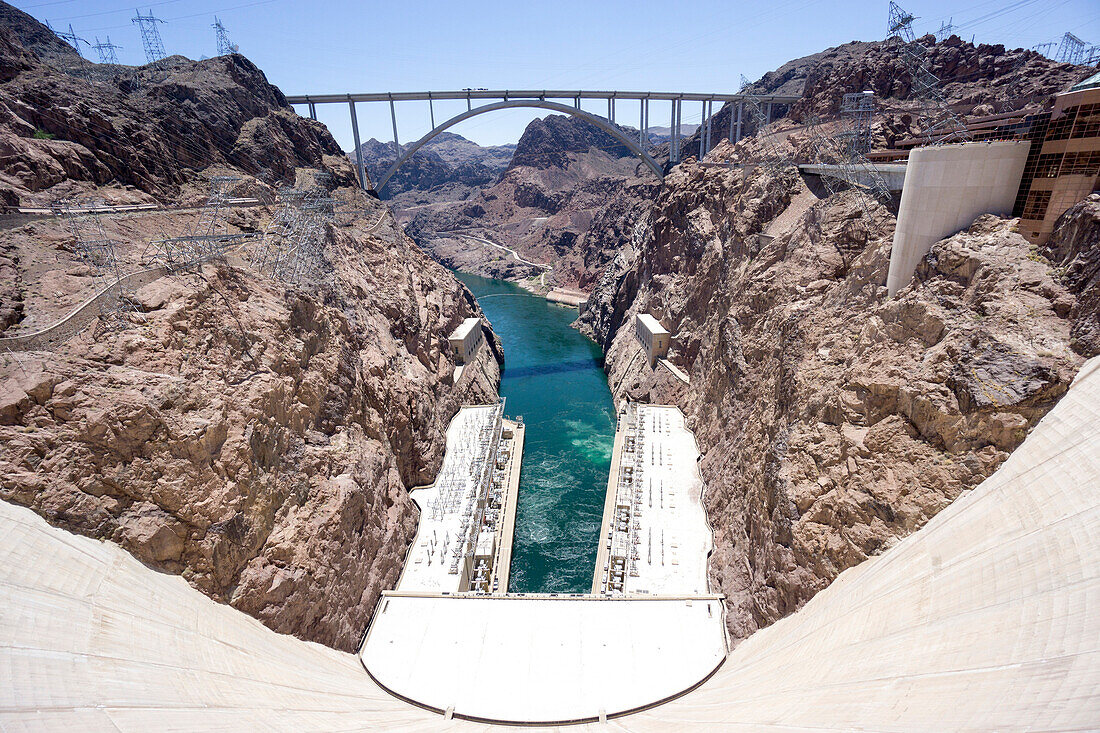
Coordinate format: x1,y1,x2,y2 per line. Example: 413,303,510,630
457,273,615,594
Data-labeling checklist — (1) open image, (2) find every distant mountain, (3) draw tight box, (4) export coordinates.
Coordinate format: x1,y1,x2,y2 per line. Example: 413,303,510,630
353,132,514,199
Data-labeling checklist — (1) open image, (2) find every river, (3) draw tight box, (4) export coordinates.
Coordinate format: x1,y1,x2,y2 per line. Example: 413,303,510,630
457,273,615,594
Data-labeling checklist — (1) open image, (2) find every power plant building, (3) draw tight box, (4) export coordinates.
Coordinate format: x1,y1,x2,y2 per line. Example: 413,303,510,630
448,317,484,364
635,313,671,366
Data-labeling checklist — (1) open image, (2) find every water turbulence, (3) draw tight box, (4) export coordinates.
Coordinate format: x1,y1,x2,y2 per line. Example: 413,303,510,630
457,273,615,593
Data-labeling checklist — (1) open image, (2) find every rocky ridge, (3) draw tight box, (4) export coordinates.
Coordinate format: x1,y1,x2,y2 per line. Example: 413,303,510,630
0,2,351,207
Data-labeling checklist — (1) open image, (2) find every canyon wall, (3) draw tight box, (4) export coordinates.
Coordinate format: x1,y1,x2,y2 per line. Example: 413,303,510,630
0,2,500,652
580,140,1097,644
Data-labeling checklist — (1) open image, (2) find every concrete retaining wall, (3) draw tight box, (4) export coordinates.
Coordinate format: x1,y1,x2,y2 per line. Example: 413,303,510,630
0,266,170,351
886,140,1030,296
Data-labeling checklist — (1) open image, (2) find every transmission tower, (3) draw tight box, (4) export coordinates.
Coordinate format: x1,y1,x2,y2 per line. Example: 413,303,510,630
52,200,142,333
212,17,236,56
248,186,334,286
92,36,122,65
887,1,916,42
149,177,256,266
839,91,876,155
738,74,791,173
54,23,88,58
1032,41,1056,58
936,18,954,40
804,117,892,220
886,2,971,145
1056,33,1088,65
132,10,167,65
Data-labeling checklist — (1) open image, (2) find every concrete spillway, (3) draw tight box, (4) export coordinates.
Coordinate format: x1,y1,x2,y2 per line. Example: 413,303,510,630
3,357,1099,729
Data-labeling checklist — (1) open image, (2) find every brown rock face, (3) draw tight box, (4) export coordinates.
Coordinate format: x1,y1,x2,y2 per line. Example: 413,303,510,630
401,114,660,289
1042,194,1100,356
581,142,1088,646
0,198,499,651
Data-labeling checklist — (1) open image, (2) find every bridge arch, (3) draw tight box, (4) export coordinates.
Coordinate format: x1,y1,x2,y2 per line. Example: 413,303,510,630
375,99,664,192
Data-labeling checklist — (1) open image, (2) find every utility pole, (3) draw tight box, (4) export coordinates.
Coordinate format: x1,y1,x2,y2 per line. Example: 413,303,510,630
92,36,122,65
212,17,236,56
132,10,167,65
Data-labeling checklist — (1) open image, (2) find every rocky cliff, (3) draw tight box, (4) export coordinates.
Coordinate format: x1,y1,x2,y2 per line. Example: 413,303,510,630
404,114,659,288
356,131,514,201
0,2,500,652
579,139,1096,645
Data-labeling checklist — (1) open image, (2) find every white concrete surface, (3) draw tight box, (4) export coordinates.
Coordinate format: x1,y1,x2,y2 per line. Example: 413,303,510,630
887,140,1030,295
2,358,1099,730
594,404,711,596
361,594,726,723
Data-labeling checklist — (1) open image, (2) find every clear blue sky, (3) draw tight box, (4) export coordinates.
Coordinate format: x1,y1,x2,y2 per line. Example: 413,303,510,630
15,0,1100,151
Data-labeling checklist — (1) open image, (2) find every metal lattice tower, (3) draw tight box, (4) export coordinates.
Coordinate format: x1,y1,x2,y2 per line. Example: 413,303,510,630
212,17,236,56
886,2,971,146
1057,33,1087,65
1032,42,1056,58
149,177,257,266
739,74,791,173
887,1,916,42
804,115,892,220
248,185,334,286
839,90,876,155
54,23,88,58
52,200,142,332
132,10,167,65
92,36,122,65
936,18,954,40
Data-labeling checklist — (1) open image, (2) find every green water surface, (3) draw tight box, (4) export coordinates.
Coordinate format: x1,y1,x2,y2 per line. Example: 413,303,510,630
457,273,615,594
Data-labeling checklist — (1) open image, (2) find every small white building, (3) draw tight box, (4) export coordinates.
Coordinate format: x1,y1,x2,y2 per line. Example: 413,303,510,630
635,313,671,366
449,317,484,364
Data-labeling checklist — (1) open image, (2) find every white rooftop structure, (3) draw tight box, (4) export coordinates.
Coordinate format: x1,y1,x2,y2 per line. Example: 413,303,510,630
1,359,1098,728
400,404,504,594
448,317,484,365
594,404,711,595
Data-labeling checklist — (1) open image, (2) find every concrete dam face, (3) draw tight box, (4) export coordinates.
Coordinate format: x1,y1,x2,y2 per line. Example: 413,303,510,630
3,356,1098,729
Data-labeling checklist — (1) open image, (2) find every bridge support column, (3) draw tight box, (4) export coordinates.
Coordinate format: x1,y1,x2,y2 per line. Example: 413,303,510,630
639,100,645,147
766,101,773,124
705,100,713,156
608,97,613,123
643,99,649,149
699,100,706,159
389,98,400,158
734,101,743,143
308,102,316,120
429,95,435,129
348,100,366,189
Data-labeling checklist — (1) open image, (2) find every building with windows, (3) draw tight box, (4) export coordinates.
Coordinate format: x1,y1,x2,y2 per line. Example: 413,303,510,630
1013,71,1100,244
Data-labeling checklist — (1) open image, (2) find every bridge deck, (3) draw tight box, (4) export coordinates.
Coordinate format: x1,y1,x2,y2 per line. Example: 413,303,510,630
286,89,801,105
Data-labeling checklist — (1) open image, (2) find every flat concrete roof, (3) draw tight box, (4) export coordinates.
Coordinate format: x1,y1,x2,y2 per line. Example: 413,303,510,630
361,594,726,723
400,405,500,594
449,317,481,342
635,313,669,336
629,406,709,594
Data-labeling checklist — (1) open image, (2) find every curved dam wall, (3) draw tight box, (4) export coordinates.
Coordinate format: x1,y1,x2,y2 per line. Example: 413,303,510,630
887,140,1030,296
2,357,1098,730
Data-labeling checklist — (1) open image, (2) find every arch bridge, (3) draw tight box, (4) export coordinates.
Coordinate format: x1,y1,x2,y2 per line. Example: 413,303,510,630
284,89,800,192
